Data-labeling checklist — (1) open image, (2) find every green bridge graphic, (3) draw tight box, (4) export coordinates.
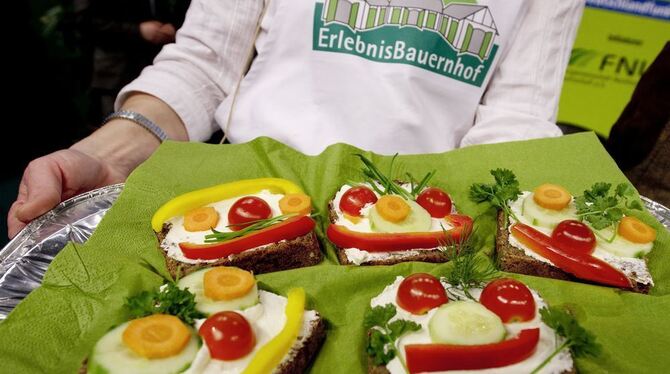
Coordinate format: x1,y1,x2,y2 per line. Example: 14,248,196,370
323,0,498,61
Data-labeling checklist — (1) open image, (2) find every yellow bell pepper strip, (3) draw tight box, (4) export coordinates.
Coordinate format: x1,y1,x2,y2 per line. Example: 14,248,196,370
242,288,306,374
326,214,473,252
151,178,304,232
179,216,315,260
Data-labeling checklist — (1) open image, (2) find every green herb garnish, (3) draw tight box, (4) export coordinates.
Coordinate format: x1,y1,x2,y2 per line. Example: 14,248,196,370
355,154,435,199
364,304,421,366
531,306,601,374
575,182,643,237
126,282,205,325
469,169,522,226
204,214,293,243
440,225,498,301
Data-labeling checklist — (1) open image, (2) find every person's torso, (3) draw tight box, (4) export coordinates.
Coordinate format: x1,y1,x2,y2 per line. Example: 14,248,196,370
218,0,527,155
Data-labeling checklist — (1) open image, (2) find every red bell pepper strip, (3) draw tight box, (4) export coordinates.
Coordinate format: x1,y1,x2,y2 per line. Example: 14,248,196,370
326,214,472,252
511,223,631,289
179,216,315,260
405,328,540,373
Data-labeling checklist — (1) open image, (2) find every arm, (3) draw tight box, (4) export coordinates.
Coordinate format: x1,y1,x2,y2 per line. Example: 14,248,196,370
8,0,264,238
7,94,186,238
460,0,585,147
116,0,264,142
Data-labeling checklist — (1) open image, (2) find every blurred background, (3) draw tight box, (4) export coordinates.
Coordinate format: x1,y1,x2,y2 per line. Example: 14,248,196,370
2,0,669,241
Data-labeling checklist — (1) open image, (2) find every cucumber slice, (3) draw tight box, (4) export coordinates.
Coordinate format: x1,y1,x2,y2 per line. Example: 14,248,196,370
177,268,259,315
88,321,199,374
522,194,577,229
369,199,431,233
428,301,506,345
595,228,653,258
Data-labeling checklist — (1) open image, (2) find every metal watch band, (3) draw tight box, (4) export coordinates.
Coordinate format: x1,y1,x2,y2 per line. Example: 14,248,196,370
102,110,168,143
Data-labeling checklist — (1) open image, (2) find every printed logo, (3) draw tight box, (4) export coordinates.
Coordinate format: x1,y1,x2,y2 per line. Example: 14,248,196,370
312,0,500,87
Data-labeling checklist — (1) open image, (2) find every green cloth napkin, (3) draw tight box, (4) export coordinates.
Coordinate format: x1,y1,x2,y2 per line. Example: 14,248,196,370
1,133,669,373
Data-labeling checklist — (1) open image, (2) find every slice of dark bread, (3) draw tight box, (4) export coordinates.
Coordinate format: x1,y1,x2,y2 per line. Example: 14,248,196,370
496,211,651,294
327,201,448,266
81,312,327,374
157,224,323,279
277,313,327,373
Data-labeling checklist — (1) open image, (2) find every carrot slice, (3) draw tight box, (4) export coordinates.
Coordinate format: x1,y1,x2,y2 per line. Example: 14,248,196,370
375,195,410,223
279,193,312,215
618,216,656,244
183,207,219,232
344,213,362,224
122,314,191,359
532,184,571,211
204,267,256,301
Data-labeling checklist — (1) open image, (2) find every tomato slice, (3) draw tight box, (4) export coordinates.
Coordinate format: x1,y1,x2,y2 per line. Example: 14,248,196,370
199,311,255,361
416,188,452,218
228,196,272,231
405,328,540,373
396,273,448,315
511,223,631,289
326,214,471,252
552,220,596,255
180,215,315,260
480,278,536,323
339,186,378,216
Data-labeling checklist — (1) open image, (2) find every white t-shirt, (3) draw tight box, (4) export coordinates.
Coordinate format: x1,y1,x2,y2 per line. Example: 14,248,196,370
118,0,584,155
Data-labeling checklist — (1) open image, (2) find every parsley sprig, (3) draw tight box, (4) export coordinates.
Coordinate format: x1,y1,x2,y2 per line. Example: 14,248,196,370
439,225,498,301
575,182,643,240
125,282,205,325
469,169,522,226
364,304,421,366
204,214,293,243
531,306,601,374
355,154,435,199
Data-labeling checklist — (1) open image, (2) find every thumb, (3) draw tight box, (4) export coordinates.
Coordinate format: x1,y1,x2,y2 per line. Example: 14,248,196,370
15,159,64,223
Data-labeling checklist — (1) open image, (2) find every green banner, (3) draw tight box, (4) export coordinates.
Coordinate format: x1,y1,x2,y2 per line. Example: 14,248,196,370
557,1,670,137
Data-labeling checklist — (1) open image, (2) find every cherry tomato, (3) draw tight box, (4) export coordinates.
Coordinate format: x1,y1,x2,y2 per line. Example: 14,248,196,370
339,186,378,216
228,196,272,231
396,273,448,315
416,188,452,218
480,278,536,323
199,311,255,361
551,220,596,255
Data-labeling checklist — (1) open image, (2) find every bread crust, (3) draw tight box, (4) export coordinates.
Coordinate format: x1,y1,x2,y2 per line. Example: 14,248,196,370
157,224,323,279
276,314,327,374
495,211,651,294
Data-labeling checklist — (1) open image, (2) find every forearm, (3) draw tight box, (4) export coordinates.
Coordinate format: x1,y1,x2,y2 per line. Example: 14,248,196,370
72,93,188,176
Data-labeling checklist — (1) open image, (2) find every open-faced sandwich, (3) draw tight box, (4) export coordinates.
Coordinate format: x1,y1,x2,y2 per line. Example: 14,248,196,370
152,178,322,278
327,155,472,266
86,266,326,373
364,269,599,373
470,169,657,293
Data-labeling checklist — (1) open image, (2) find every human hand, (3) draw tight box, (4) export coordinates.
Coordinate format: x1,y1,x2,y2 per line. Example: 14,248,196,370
7,93,189,239
140,21,176,45
7,149,128,238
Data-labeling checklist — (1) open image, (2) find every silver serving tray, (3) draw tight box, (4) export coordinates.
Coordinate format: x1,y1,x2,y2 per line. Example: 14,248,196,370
0,187,668,321
0,184,124,320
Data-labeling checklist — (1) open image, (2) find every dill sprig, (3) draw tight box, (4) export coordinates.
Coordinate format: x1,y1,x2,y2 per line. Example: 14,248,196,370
355,154,435,199
204,214,293,243
439,224,498,301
